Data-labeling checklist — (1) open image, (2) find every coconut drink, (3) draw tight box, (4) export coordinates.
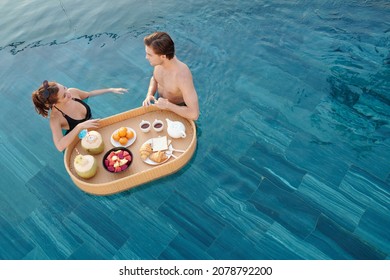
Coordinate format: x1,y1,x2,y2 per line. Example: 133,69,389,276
81,130,104,154
73,154,97,179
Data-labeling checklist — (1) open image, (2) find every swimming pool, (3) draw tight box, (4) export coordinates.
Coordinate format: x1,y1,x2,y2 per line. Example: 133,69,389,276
0,0,389,259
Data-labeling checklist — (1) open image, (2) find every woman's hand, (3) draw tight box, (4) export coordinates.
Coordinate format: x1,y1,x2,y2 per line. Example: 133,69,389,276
110,88,128,94
79,119,101,130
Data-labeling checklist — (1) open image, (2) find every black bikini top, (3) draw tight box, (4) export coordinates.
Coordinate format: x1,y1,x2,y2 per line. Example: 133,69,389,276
54,98,92,135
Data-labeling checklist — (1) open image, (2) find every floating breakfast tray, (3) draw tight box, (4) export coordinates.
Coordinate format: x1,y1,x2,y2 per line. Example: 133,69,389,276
64,106,197,195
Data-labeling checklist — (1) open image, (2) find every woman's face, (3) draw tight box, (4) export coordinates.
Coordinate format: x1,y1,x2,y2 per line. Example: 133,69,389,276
55,83,72,104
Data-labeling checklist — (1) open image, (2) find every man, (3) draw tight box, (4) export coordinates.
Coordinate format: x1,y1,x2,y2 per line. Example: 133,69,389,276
142,32,199,120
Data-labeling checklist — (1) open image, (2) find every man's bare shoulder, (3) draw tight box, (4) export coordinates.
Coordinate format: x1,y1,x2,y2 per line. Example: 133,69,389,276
176,60,192,78
152,66,163,82
153,65,163,75
176,58,190,70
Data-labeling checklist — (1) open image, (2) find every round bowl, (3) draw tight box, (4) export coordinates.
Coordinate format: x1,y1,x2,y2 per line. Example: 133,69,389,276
102,147,133,173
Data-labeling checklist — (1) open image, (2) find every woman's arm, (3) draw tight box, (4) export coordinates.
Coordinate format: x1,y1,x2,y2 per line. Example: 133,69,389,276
87,87,128,97
70,87,127,99
50,117,100,152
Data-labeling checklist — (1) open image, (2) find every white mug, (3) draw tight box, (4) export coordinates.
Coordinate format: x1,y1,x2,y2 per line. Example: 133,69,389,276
152,119,164,132
139,120,151,133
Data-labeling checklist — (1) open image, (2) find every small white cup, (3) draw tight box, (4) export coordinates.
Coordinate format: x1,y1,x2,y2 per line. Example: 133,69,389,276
152,119,164,132
139,120,151,133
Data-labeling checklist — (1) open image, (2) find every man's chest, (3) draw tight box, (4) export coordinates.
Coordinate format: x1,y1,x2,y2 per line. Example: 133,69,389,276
155,71,179,93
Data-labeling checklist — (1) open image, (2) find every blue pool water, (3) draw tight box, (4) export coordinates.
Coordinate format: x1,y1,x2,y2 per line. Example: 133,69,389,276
0,0,389,260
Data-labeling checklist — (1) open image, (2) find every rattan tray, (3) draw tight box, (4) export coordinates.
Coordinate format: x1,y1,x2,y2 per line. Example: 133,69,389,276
64,106,197,195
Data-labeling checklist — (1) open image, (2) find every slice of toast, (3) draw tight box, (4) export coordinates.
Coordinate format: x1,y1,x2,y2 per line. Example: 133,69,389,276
152,136,168,151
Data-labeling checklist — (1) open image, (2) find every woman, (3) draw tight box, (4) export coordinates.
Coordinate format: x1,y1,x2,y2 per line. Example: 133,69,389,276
32,80,127,152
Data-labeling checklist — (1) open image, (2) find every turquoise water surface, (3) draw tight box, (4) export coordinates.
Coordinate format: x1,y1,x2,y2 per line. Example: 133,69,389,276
0,0,389,259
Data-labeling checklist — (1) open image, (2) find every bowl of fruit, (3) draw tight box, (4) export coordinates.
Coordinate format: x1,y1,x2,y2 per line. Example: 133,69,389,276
103,147,133,173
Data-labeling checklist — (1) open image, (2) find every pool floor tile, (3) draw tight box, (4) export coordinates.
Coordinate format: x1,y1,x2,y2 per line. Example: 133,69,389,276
26,165,87,216
110,198,178,259
158,191,225,250
200,146,261,200
297,174,365,231
18,209,82,259
240,141,307,192
249,178,321,239
66,200,130,251
158,233,214,260
354,208,390,256
0,215,35,260
310,214,387,260
204,188,273,245
207,225,270,260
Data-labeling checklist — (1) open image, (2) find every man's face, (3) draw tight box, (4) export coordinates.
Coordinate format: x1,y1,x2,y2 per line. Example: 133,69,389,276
145,45,164,66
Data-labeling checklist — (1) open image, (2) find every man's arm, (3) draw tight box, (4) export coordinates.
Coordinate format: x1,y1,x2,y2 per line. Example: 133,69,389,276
142,76,158,106
155,71,199,120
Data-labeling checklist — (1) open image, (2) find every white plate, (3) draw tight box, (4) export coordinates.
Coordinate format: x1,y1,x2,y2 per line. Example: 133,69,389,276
142,138,172,165
110,127,137,147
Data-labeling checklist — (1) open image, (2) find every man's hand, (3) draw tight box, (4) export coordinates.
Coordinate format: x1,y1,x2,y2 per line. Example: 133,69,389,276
154,97,170,109
142,95,156,106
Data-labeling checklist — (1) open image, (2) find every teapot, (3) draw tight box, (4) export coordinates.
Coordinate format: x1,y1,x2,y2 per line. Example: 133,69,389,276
166,118,186,138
